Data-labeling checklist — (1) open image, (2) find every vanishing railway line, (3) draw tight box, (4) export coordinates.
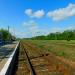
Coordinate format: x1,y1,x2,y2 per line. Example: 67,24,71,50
21,42,36,75
14,41,75,75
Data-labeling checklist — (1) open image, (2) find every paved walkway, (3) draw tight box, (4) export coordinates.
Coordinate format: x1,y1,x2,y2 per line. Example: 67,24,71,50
0,42,17,71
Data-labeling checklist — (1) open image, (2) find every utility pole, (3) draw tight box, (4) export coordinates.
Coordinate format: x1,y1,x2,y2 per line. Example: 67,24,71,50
13,26,15,38
12,25,16,41
8,26,10,42
8,26,9,33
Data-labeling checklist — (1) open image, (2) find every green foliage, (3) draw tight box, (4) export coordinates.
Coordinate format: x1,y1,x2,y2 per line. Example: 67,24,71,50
0,29,15,41
38,44,44,48
32,35,46,40
31,30,75,40
56,51,65,56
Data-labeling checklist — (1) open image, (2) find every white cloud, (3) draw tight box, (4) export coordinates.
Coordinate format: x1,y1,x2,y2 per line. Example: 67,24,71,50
25,3,75,20
33,10,45,18
25,9,45,18
47,3,75,21
25,9,32,16
65,25,75,30
50,27,63,33
23,20,41,36
10,28,32,38
22,20,50,37
23,20,37,27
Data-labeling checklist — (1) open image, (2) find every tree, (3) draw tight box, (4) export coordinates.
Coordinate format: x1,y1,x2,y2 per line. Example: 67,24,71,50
0,29,13,41
62,30,73,41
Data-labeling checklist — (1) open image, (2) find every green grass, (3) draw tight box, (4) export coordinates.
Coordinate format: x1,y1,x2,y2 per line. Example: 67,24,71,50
24,40,75,61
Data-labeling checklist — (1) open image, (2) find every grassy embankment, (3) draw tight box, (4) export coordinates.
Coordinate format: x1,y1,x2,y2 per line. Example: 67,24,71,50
24,40,75,62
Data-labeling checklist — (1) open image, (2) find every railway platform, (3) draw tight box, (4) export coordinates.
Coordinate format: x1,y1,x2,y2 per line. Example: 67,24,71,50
0,41,19,75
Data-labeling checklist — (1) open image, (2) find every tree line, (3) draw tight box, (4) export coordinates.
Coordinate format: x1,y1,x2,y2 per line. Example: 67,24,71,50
31,30,75,41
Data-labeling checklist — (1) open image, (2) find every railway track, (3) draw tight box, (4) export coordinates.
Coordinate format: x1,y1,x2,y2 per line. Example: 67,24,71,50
14,41,75,75
22,42,36,75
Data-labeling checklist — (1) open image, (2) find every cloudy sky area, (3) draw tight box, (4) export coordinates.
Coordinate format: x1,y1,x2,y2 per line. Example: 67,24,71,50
0,0,75,38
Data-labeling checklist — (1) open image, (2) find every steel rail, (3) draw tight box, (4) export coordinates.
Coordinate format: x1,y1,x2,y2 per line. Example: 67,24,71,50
21,43,36,75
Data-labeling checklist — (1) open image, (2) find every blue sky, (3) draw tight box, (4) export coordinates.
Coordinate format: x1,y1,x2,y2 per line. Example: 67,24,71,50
0,0,75,38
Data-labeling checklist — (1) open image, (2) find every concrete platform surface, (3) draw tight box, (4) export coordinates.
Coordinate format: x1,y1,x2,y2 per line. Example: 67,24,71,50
0,42,18,71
